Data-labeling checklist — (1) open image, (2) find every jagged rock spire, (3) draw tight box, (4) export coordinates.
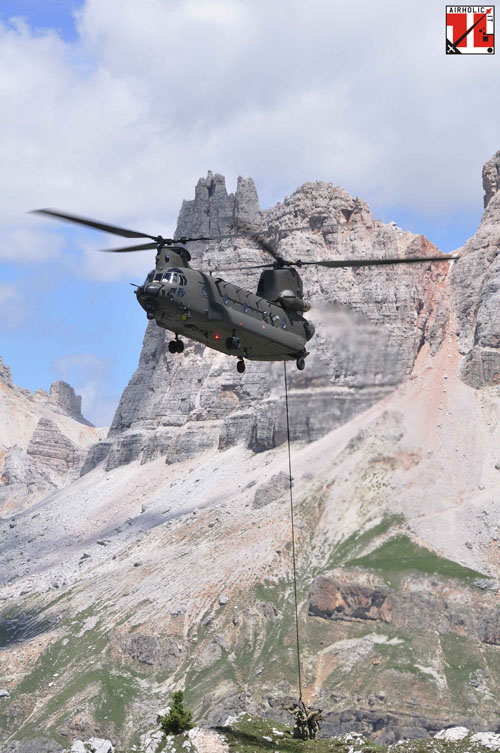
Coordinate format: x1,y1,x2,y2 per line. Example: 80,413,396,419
175,171,261,238
482,150,500,209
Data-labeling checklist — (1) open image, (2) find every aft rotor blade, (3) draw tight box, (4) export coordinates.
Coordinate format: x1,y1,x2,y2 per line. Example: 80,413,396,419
299,255,455,268
99,242,158,253
31,209,156,240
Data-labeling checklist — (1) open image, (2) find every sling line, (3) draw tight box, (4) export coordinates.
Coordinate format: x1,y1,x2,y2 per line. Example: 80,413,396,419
283,360,303,701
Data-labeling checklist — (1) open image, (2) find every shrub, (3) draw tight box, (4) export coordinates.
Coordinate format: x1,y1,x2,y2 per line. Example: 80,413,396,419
160,690,194,735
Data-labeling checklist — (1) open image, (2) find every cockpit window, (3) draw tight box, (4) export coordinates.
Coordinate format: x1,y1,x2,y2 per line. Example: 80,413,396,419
162,270,187,285
146,271,154,283
154,273,162,282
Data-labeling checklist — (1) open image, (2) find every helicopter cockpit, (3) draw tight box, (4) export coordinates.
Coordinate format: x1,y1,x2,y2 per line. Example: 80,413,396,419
144,269,188,286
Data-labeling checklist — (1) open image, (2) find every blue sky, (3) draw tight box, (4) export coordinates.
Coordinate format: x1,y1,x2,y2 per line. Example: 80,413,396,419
0,0,497,425
0,0,84,42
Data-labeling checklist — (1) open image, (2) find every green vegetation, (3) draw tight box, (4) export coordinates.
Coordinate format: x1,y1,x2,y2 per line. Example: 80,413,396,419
95,670,141,730
439,633,483,710
345,535,488,586
160,691,194,735
326,515,405,571
219,714,499,753
219,713,378,753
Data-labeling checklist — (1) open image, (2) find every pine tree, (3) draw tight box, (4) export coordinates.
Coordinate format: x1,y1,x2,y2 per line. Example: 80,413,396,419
160,690,194,735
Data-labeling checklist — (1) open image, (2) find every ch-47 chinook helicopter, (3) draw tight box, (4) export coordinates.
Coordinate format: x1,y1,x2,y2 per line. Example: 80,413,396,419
32,208,456,373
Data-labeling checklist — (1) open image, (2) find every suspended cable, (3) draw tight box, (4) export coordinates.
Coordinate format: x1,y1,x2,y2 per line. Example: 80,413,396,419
283,360,303,701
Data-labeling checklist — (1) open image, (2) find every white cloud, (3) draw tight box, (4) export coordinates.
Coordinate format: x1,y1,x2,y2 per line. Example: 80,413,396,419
51,352,119,426
0,0,498,278
0,282,24,328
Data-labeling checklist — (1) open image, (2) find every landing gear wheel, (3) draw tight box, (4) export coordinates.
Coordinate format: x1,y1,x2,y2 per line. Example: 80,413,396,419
296,357,305,371
176,339,184,353
168,340,179,354
237,359,246,374
226,335,241,351
146,311,155,320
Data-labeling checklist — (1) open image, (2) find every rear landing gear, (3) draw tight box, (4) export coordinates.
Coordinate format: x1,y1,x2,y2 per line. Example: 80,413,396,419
296,357,305,371
168,338,184,354
237,358,246,374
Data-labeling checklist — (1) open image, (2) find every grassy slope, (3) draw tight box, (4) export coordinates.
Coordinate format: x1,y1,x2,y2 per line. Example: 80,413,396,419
1,511,497,749
218,714,498,753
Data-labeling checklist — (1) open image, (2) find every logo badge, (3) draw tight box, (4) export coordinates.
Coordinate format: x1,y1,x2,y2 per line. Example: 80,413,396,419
446,6,495,53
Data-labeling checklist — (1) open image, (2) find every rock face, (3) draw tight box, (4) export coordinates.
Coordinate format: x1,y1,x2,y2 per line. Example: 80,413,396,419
83,173,448,474
308,573,500,644
482,150,500,209
309,576,393,623
26,418,84,475
0,356,14,389
0,358,102,514
112,628,186,670
48,381,93,426
451,159,500,389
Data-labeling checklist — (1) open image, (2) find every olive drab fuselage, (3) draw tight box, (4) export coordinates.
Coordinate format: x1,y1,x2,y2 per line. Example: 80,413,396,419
134,247,315,362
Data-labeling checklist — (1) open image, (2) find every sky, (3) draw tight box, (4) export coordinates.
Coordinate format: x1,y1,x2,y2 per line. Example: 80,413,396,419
0,0,499,426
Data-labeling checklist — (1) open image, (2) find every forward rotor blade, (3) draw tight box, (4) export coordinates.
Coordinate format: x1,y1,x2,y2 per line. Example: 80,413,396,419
181,231,264,242
99,242,158,253
31,209,156,240
299,255,455,268
213,263,276,271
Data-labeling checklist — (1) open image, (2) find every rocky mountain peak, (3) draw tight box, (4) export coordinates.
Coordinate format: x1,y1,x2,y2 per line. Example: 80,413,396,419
482,150,500,209
175,171,261,238
83,174,450,475
0,357,102,513
0,355,14,388
48,381,94,427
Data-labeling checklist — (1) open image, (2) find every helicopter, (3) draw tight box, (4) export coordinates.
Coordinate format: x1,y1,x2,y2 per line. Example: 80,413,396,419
32,208,456,373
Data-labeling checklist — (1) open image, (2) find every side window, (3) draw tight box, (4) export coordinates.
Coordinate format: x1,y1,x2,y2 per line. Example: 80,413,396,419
223,294,229,305
180,274,187,286
201,284,208,297
243,303,249,313
146,272,154,283
154,273,162,281
281,319,287,329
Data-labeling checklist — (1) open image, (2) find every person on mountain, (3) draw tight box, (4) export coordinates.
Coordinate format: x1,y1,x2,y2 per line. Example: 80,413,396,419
306,707,323,739
285,702,308,739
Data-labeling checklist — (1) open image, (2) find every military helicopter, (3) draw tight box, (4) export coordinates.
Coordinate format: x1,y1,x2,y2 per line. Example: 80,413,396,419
32,208,455,373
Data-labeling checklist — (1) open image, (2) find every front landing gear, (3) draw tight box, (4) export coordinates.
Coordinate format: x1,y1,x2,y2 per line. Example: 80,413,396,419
237,358,246,374
296,357,305,370
168,337,184,354
226,335,241,351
